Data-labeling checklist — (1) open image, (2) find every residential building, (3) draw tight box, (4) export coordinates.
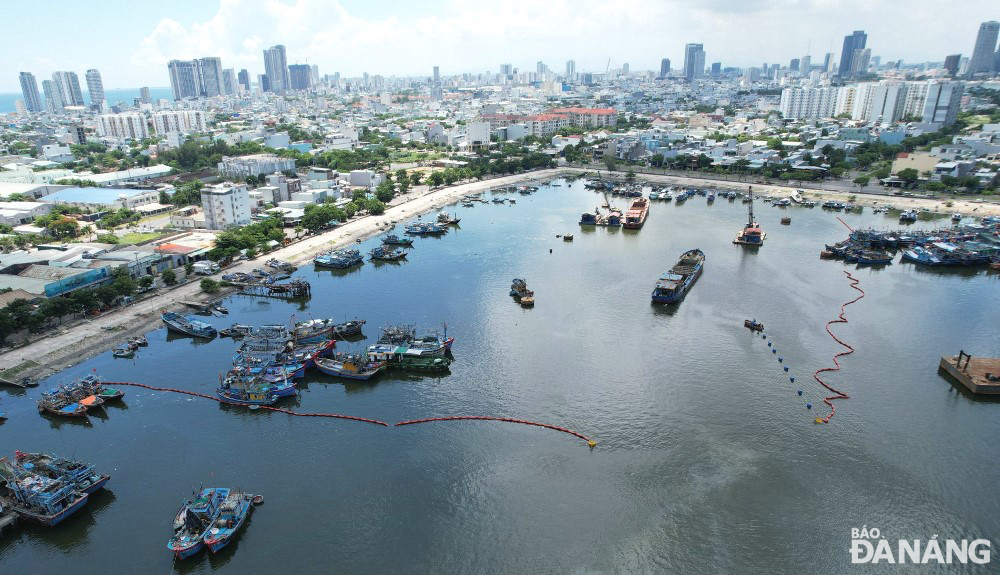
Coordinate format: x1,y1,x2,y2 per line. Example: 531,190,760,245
823,53,833,72
168,60,201,100
684,43,706,81
778,87,838,119
217,154,296,180
263,45,290,92
566,59,576,80
222,68,236,95
967,21,999,77
549,107,618,127
85,69,105,111
52,71,84,106
41,80,64,113
198,57,224,97
288,64,312,90
711,62,721,78
800,55,811,75
851,48,872,78
153,110,207,134
839,30,867,79
466,122,491,149
237,69,251,93
97,113,150,140
865,82,907,124
659,58,670,79
201,183,251,230
922,82,965,126
943,54,961,77
18,72,43,113
902,82,929,119
140,86,151,103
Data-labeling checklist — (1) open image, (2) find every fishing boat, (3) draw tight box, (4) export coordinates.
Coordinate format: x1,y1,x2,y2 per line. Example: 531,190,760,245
37,388,94,418
396,353,452,372
313,249,364,268
405,222,447,235
952,213,962,222
510,278,533,300
733,187,765,246
220,324,254,338
168,487,229,559
580,210,599,225
204,491,256,554
899,210,918,223
520,296,535,307
491,197,506,204
332,319,366,338
13,451,110,495
901,246,942,265
265,258,296,272
216,382,282,406
382,234,414,246
707,192,716,203
315,356,387,380
130,335,148,347
563,234,573,241
0,458,90,526
290,318,341,343
437,212,461,225
409,327,455,356
76,374,124,402
857,250,893,265
370,246,408,261
622,198,649,229
112,345,135,358
161,312,217,339
651,249,705,304
744,319,764,331
773,198,791,206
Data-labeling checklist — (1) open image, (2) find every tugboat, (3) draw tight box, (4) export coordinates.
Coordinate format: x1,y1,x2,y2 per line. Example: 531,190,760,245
651,249,705,304
622,197,649,229
733,187,765,247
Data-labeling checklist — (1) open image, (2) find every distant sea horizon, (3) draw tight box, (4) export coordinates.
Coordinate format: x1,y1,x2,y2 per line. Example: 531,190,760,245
0,86,174,114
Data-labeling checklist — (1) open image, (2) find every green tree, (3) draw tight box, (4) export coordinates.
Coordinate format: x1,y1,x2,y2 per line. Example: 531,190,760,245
897,168,920,185
427,171,445,187
200,278,220,294
853,175,871,191
409,172,423,186
625,169,636,182
162,269,177,286
138,276,154,290
184,262,195,275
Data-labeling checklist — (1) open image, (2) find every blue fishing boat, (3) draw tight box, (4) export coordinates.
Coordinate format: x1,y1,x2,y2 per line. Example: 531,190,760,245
216,381,282,406
168,487,229,559
370,246,408,261
405,222,446,235
204,491,256,553
161,312,217,339
313,249,364,268
856,250,893,265
0,457,90,526
901,246,941,265
13,451,110,495
651,249,705,304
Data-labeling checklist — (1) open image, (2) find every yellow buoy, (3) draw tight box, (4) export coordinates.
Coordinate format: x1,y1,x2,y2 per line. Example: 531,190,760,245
587,440,597,448
814,417,824,424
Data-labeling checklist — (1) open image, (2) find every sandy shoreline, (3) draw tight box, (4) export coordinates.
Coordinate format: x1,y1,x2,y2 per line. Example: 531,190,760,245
0,169,567,383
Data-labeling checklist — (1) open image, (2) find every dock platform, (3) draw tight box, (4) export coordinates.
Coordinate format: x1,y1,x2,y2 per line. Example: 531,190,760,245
939,353,1000,395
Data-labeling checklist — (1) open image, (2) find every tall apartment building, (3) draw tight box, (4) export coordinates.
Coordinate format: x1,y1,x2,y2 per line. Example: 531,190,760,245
18,72,43,113
566,59,576,80
42,80,64,113
199,57,224,97
263,45,289,92
967,21,999,78
153,110,207,134
85,69,105,111
943,54,962,77
168,60,201,100
684,44,706,81
52,71,85,106
659,58,670,79
201,183,251,230
922,82,965,125
97,113,150,140
288,64,312,90
222,68,236,95
839,30,867,79
238,69,251,93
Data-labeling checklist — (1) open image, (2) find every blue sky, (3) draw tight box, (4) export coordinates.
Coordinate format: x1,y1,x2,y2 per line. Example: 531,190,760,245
4,0,999,92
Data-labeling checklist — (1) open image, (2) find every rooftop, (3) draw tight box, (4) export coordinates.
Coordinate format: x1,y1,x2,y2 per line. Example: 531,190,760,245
41,187,154,205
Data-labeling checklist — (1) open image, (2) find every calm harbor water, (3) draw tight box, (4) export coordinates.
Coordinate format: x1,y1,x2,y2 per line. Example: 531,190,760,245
1,178,998,573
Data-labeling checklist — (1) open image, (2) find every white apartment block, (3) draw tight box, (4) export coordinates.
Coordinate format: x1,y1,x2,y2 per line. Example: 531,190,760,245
201,182,251,229
778,87,838,119
153,110,207,134
217,154,297,180
97,113,149,141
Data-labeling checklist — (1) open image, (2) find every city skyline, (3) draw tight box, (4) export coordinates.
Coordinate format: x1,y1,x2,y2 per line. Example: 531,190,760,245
4,0,1000,92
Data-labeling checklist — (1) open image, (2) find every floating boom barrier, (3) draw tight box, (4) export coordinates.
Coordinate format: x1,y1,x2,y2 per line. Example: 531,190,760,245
104,381,389,426
395,416,596,447
812,270,865,424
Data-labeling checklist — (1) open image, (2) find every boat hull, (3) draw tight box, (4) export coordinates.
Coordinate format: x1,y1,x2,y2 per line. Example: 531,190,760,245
13,492,89,526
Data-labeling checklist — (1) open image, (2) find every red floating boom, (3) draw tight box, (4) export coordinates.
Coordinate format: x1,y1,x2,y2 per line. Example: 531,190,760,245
395,416,595,445
812,271,865,424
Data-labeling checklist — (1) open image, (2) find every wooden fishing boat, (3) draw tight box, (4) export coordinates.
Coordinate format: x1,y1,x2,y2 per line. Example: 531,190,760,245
204,491,256,553
0,458,90,526
744,319,764,332
13,451,110,495
315,357,387,380
168,487,228,559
